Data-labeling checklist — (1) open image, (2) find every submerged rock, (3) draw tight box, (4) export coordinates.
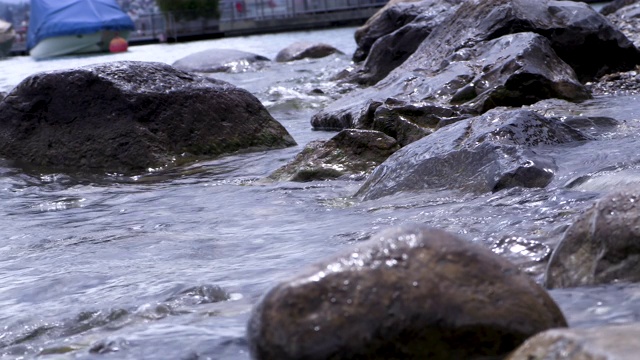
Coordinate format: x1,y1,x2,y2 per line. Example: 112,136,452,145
357,109,588,200
0,61,296,173
248,224,567,360
545,188,640,289
275,42,342,62
269,129,398,181
172,49,270,73
507,323,640,360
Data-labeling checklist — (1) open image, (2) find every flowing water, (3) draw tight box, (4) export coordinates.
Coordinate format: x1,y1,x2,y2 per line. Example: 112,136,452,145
1,25,640,359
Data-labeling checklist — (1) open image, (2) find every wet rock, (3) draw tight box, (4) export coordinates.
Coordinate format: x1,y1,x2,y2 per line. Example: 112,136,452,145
248,224,567,360
403,0,638,83
357,109,588,200
269,129,399,181
313,32,589,133
372,99,471,147
0,61,296,173
351,0,462,84
606,2,640,48
507,323,640,360
275,42,342,62
0,91,5,101
172,49,270,73
561,115,620,137
312,0,639,134
545,188,640,289
601,0,639,15
353,0,424,62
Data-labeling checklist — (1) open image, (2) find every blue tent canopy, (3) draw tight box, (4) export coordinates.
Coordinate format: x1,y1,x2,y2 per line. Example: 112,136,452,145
27,0,135,50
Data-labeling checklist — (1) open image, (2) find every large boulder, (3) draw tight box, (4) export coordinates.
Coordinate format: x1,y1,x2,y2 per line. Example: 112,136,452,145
357,109,588,200
351,0,463,84
248,224,567,360
606,2,640,48
312,0,639,135
0,61,296,173
387,0,639,83
172,49,270,73
353,0,425,62
274,42,342,62
600,0,639,15
507,323,640,360
313,32,589,133
268,129,399,182
545,188,640,289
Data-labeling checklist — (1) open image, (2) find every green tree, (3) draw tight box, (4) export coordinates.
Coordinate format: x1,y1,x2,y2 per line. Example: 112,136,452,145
156,0,220,19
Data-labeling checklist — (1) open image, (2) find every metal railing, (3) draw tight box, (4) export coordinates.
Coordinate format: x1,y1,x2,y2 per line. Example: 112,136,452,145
12,0,387,53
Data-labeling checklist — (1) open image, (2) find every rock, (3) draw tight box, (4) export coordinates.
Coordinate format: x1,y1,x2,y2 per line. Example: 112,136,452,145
545,188,640,289
353,0,425,62
0,91,5,101
248,224,567,360
351,0,462,84
269,129,399,182
275,42,342,62
0,61,296,173
357,109,588,200
600,0,639,15
561,115,620,137
507,323,640,360
313,32,589,133
172,49,270,73
312,0,639,134
606,2,640,48
371,99,471,147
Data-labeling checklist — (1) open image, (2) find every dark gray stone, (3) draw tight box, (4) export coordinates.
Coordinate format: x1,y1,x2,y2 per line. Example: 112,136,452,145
353,0,426,62
606,2,640,48
357,109,588,200
351,0,463,84
545,188,640,289
172,48,270,73
313,32,589,135
372,99,471,147
601,0,639,15
248,224,567,360
312,0,639,137
269,129,399,181
0,61,296,173
275,42,342,62
562,115,620,137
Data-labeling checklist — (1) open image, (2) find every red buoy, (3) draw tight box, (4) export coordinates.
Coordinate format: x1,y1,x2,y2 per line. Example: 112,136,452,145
109,36,128,53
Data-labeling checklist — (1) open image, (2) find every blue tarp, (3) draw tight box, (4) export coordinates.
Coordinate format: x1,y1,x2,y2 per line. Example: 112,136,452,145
27,0,135,50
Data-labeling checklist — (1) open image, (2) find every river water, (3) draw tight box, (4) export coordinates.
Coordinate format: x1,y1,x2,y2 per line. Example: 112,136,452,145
1,25,640,359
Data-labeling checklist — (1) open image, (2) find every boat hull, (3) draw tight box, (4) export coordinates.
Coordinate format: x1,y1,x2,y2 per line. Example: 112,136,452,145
30,30,130,59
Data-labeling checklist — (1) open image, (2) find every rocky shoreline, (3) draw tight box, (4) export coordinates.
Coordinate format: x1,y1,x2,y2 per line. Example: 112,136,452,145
248,0,640,358
0,0,639,358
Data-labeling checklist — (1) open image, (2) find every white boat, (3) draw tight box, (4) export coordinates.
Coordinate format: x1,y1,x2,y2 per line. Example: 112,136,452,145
27,0,135,59
0,20,15,58
30,30,131,59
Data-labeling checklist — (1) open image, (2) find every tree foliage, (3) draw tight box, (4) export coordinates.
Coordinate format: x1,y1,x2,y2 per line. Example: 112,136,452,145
156,0,220,19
